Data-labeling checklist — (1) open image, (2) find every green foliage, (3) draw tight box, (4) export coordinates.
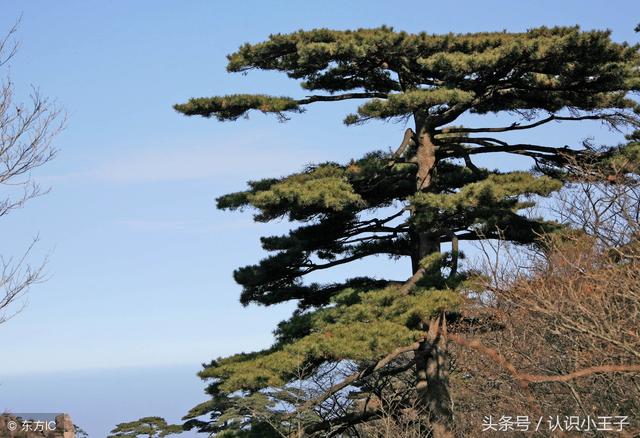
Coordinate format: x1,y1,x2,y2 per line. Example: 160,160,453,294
173,94,301,121
246,165,365,214
603,130,640,175
175,26,640,122
174,25,640,436
183,282,461,434
411,172,563,241
108,417,183,438
203,321,419,392
346,88,475,124
217,154,414,221
218,164,562,306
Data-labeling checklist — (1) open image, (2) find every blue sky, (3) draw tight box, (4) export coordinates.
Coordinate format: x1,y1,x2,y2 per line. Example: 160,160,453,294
0,0,638,433
0,0,637,373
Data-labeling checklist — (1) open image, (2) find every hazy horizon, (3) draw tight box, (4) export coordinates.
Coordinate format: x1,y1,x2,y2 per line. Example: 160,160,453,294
1,364,203,437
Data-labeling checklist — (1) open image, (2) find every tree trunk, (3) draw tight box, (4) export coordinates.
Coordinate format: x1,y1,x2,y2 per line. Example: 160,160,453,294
415,314,453,438
415,122,437,191
411,118,454,437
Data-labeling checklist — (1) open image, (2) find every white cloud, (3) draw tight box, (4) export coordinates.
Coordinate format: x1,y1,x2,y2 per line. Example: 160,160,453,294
94,145,318,183
47,134,323,184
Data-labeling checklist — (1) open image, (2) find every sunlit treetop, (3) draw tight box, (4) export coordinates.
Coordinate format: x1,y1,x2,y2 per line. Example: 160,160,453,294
175,26,640,126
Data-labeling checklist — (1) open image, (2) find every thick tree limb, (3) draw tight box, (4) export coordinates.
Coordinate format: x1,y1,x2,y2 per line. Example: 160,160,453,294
297,92,388,105
299,407,383,436
393,128,416,158
463,155,481,174
293,342,420,417
299,242,410,273
397,266,426,296
438,112,634,134
439,140,586,163
348,210,408,236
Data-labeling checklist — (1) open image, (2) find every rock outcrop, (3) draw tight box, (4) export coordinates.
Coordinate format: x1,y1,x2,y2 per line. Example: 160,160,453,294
0,414,75,438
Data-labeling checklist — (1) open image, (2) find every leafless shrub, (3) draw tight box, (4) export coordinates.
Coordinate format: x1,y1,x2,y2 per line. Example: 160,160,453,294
0,20,64,324
447,160,640,437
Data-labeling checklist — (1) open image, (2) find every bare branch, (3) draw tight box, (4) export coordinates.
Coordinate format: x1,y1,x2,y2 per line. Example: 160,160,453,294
0,22,63,324
0,237,47,324
449,334,640,386
0,17,19,68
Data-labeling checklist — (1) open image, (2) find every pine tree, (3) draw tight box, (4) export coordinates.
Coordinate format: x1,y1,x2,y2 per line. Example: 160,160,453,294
108,417,183,438
174,27,640,437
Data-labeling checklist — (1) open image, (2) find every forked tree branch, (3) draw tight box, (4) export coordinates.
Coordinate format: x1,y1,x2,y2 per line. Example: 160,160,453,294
448,333,640,387
292,342,420,418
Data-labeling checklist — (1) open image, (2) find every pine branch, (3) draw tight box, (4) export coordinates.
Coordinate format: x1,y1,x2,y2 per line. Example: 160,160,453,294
439,139,584,160
299,252,378,273
397,267,427,296
291,342,420,419
297,92,388,104
438,112,636,134
343,223,409,238
298,407,383,436
349,210,408,234
339,234,398,245
463,155,481,174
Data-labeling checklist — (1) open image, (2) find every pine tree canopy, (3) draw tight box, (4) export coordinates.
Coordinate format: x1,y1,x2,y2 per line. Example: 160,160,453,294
175,26,640,125
108,417,183,438
175,26,640,437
